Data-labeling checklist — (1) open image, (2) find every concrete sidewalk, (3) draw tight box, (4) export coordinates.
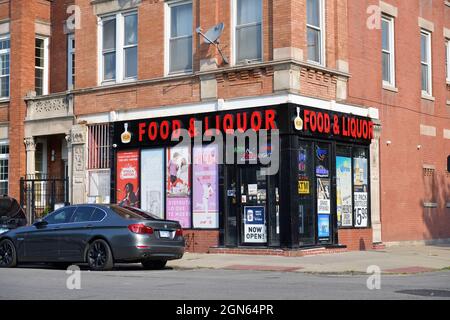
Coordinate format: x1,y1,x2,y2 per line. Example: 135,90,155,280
168,244,450,274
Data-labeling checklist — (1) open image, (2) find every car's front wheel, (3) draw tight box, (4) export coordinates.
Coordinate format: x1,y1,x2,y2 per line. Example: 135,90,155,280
87,239,114,271
0,239,17,268
142,260,167,270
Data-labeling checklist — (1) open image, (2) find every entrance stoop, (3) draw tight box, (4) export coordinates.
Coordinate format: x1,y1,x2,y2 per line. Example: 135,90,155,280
208,246,348,257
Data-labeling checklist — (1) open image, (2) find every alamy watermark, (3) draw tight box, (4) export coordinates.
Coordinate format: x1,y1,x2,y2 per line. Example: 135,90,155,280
66,265,82,290
366,265,381,290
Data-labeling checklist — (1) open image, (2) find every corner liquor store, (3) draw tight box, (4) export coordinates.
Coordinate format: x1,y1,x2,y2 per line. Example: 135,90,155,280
111,103,374,249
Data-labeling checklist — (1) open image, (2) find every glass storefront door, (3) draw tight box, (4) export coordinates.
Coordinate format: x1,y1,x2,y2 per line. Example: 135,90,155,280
298,140,334,246
224,165,279,247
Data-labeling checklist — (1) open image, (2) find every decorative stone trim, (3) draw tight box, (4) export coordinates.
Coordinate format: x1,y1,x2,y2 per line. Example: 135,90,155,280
25,93,73,121
215,66,273,83
24,137,36,152
91,0,142,15
418,17,434,32
379,1,398,17
420,124,436,137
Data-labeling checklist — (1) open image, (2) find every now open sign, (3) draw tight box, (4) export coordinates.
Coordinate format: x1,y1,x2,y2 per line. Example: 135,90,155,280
244,206,266,243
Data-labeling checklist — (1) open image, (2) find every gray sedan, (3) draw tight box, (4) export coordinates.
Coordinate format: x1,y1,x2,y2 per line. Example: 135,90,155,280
0,204,185,270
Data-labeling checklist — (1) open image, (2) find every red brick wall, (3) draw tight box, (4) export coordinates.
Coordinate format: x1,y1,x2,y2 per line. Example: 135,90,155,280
183,230,220,253
347,1,450,242
338,228,373,251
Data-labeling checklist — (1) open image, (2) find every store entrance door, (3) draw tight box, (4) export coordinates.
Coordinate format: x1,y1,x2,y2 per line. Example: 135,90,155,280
224,165,272,247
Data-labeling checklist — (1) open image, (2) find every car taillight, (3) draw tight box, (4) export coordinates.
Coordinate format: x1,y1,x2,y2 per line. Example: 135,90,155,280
175,228,183,237
128,224,153,235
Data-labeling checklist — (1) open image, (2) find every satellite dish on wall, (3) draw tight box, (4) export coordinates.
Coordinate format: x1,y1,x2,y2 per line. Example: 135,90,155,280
196,23,229,64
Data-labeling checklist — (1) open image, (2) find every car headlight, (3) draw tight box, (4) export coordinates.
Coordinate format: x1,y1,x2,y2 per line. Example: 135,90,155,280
0,228,9,234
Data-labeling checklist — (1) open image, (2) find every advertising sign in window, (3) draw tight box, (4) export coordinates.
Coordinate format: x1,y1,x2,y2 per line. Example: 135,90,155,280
166,146,191,228
116,150,140,207
141,149,164,219
243,206,267,243
317,178,331,214
353,154,368,228
193,144,219,229
336,156,353,227
318,214,330,238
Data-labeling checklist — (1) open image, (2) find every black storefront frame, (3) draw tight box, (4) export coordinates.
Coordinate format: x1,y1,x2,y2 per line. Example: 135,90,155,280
110,103,374,249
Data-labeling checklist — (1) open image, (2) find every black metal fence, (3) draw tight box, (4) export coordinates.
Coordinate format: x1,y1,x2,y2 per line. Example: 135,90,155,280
20,175,69,224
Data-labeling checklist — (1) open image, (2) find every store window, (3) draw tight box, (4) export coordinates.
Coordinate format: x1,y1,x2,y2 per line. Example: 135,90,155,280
167,1,193,74
87,124,111,203
0,36,10,99
0,142,9,195
307,0,324,65
234,0,262,64
336,146,370,229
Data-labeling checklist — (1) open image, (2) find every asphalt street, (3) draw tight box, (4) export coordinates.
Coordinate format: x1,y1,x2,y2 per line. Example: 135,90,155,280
0,264,449,300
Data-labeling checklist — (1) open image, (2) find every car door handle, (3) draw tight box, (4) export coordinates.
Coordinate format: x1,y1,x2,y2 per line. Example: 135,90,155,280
85,224,93,229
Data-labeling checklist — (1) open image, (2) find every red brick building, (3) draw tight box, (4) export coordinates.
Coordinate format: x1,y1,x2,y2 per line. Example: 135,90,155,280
0,0,448,253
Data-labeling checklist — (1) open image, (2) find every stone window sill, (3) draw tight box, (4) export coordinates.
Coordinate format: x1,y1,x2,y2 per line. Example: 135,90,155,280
382,84,398,93
421,93,435,101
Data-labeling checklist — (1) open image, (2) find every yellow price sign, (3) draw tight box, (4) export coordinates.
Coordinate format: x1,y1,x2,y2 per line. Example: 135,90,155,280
298,180,310,194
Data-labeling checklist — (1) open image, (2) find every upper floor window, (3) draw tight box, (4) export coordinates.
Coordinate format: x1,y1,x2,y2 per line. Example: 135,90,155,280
0,36,9,99
35,37,49,96
446,39,450,83
67,34,75,89
381,15,395,87
100,11,138,84
307,0,324,65
420,30,432,96
234,0,262,64
167,1,193,74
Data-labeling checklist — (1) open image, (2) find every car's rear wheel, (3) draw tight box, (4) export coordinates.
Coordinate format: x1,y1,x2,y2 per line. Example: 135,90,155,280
141,260,167,270
0,239,17,268
87,239,113,271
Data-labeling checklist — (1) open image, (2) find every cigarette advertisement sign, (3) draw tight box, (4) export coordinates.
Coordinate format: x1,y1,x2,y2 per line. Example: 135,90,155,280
243,206,266,243
116,150,140,207
353,156,368,228
336,156,353,227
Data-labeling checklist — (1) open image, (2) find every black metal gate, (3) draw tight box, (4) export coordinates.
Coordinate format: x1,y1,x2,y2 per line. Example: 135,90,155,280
20,175,70,224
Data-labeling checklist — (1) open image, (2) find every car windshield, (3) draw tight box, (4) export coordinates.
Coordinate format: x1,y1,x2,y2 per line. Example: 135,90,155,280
109,205,160,220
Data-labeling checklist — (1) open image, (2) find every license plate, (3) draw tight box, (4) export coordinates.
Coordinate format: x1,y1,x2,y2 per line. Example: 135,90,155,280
159,230,171,238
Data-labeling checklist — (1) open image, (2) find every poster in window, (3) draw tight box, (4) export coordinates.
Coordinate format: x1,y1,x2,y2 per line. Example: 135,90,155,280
317,178,331,214
315,145,330,177
193,144,219,229
141,149,164,219
243,206,267,243
318,214,330,238
116,150,139,207
166,146,191,228
336,156,353,227
353,156,368,227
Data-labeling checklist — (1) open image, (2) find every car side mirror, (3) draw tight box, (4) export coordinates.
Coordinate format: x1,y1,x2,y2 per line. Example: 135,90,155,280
33,219,48,228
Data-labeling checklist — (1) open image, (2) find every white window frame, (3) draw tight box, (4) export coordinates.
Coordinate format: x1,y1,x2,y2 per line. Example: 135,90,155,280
420,29,432,97
0,140,9,195
381,15,395,87
97,10,138,85
164,0,193,76
0,34,10,100
35,36,49,96
67,33,75,90
446,38,450,83
231,0,264,66
306,0,325,66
